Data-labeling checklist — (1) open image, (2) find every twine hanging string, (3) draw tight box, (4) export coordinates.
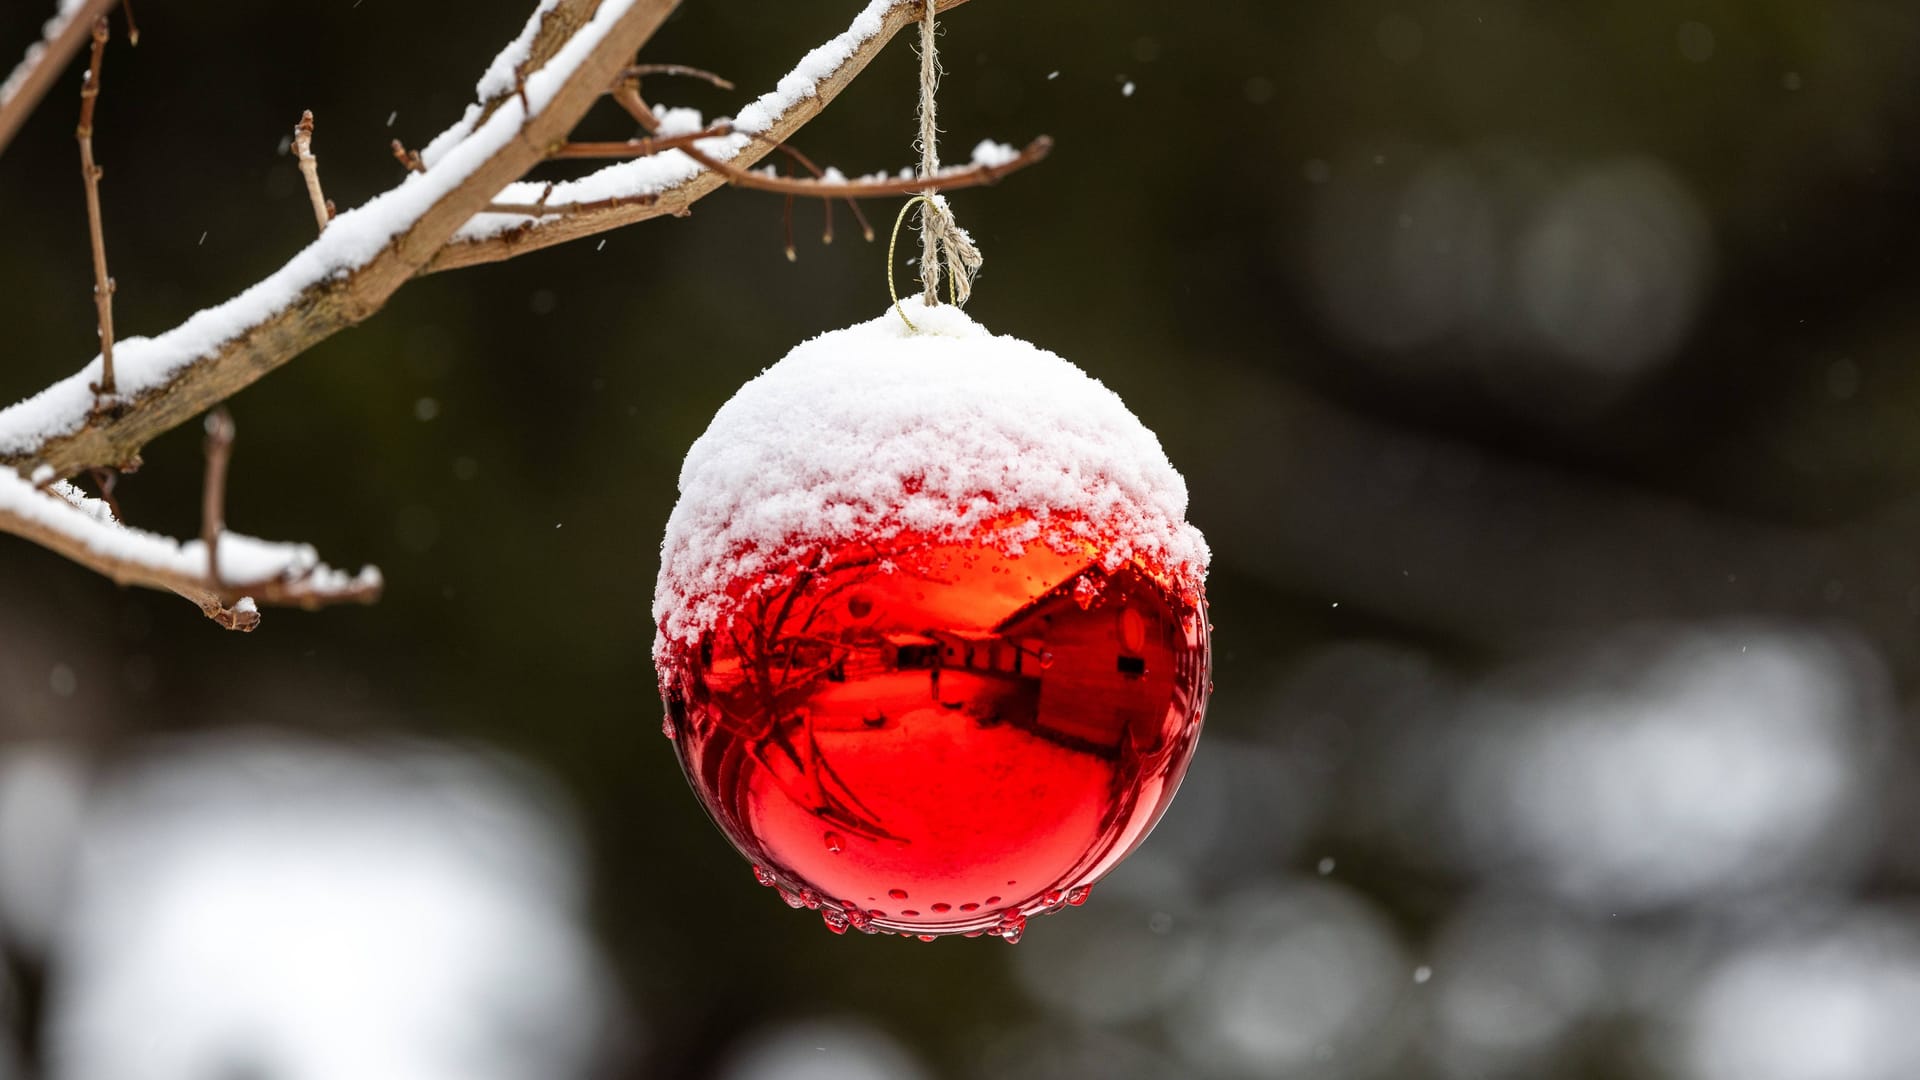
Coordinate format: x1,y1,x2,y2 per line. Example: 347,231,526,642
895,0,982,330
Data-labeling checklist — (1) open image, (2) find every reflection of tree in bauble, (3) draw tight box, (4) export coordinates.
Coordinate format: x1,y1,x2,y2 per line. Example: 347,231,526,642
653,300,1212,940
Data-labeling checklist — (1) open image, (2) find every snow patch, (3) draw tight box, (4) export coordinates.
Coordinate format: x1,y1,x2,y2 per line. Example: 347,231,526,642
971,140,1020,168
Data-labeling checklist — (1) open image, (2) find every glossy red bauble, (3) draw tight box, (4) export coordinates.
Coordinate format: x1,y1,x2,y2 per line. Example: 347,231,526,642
654,302,1211,940
661,517,1209,939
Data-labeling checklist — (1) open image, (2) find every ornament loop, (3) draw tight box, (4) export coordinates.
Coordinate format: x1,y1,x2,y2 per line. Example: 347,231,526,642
888,194,959,332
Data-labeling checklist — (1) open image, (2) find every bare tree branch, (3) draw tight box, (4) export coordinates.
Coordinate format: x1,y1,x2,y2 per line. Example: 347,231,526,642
0,0,120,158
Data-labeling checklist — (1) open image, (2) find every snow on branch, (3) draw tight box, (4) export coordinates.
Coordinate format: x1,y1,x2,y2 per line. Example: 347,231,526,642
428,0,982,272
0,469,381,631
0,0,1034,628
0,0,677,479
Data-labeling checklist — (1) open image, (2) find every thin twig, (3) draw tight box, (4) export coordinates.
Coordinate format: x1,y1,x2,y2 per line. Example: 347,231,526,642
77,16,117,399
121,0,140,45
201,408,233,586
619,63,735,90
548,126,726,159
293,110,332,232
88,465,122,520
783,193,796,261
771,141,874,241
390,138,424,173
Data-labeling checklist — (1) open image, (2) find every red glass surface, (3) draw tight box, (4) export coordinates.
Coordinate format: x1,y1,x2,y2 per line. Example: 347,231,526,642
659,521,1211,939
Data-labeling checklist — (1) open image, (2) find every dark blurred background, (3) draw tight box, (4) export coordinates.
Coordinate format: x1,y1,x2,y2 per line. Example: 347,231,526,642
4,1,1920,1078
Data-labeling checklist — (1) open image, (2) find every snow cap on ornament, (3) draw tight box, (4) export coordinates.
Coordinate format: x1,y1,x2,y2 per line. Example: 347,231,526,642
652,297,1210,661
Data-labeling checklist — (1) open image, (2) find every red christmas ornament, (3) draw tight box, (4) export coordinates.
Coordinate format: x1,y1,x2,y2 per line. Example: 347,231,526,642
655,300,1211,940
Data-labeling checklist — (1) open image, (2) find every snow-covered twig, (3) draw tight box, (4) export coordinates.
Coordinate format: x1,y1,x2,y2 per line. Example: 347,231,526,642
610,83,1050,201
0,0,119,157
428,0,981,273
0,469,381,631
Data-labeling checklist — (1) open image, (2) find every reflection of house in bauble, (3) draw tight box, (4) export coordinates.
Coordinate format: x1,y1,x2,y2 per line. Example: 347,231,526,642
911,563,1190,759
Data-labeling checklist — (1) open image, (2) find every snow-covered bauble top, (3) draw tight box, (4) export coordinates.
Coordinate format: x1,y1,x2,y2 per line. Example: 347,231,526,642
653,297,1210,663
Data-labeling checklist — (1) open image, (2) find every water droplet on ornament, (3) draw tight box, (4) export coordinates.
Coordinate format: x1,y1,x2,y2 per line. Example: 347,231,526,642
1043,889,1065,907
986,895,1002,905
932,903,951,913
661,714,676,739
997,912,1027,944
960,903,979,912
778,886,805,909
902,909,920,917
917,934,936,942
888,888,909,900
1039,651,1056,669
800,888,822,909
1067,885,1092,906
753,866,775,887
844,905,874,932
824,831,845,854
822,908,849,934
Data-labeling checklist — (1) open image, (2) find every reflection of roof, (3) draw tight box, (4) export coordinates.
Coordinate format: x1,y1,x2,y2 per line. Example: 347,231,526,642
883,633,939,647
992,560,1104,634
942,630,1003,643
